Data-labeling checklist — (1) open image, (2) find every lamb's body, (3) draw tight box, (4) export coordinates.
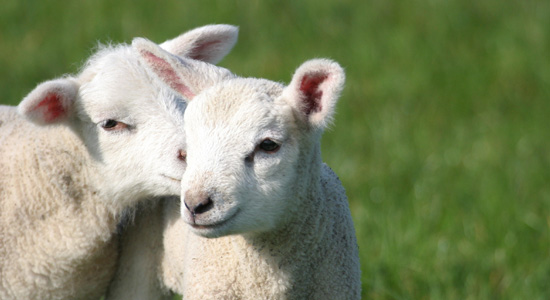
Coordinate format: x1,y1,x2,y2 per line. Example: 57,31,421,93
117,41,362,299
0,25,238,299
0,107,117,299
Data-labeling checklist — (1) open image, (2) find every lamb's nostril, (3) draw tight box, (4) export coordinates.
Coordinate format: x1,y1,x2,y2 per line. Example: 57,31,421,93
177,149,187,162
193,197,213,215
184,200,191,212
185,195,214,216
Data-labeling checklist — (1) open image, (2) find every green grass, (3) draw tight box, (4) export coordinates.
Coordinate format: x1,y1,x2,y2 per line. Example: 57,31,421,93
2,0,549,299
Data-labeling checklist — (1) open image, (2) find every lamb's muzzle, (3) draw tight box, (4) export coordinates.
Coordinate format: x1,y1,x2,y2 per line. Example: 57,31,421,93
184,190,214,217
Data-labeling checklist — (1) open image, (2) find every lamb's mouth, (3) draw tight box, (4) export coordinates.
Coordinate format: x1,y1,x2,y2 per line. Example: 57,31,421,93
191,209,240,230
161,174,181,182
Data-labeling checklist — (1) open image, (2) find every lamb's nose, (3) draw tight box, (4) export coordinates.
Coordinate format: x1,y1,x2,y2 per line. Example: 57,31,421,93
184,191,213,216
177,149,186,162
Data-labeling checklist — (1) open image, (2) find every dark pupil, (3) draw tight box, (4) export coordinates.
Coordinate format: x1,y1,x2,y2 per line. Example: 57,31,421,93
103,119,118,128
259,139,279,152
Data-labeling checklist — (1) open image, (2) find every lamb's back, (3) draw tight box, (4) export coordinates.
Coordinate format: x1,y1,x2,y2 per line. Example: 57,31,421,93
0,108,118,299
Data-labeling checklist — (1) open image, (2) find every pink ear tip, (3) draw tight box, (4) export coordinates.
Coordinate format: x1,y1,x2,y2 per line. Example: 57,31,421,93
36,93,67,123
20,91,69,124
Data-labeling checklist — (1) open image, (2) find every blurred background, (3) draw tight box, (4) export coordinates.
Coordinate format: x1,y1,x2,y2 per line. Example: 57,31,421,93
1,0,549,298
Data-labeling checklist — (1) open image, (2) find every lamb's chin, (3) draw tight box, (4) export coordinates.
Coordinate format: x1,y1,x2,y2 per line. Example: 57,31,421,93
190,223,232,238
188,209,241,238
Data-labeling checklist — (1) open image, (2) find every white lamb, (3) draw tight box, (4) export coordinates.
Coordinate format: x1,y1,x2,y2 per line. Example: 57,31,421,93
0,24,238,300
114,37,362,299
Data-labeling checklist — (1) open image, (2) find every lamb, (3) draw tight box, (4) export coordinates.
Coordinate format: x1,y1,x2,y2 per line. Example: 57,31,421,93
117,37,362,299
0,24,238,300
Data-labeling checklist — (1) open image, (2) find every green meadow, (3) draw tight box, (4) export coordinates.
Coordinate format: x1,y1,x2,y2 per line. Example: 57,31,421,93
1,0,549,299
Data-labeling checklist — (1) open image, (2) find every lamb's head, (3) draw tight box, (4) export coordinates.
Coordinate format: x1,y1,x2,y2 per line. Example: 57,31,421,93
16,24,238,205
184,61,345,238
138,46,345,238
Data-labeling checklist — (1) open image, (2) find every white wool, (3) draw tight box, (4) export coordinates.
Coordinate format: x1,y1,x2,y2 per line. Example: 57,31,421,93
108,40,361,299
0,24,238,300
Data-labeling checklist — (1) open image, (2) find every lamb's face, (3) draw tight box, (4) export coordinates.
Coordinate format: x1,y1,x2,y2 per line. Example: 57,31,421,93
181,79,297,238
76,49,187,202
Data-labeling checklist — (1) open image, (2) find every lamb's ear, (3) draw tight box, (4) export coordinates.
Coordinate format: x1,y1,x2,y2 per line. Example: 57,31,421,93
134,37,199,100
160,24,238,64
17,78,79,125
282,59,345,130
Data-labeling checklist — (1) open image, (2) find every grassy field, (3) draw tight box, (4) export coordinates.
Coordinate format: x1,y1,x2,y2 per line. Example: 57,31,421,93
2,0,549,298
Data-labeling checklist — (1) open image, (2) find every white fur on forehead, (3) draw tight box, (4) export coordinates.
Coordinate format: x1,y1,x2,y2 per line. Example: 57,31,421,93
187,78,285,126
77,43,186,123
76,43,127,83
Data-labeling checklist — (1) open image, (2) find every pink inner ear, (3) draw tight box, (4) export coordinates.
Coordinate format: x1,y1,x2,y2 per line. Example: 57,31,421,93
189,40,221,61
142,50,195,100
35,93,66,123
299,73,328,115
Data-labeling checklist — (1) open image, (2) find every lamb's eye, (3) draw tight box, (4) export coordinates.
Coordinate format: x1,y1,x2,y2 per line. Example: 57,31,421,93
100,119,128,131
259,139,280,153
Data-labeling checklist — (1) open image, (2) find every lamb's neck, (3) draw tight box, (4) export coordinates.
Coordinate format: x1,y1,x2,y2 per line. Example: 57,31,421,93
238,193,328,297
284,142,325,230
243,144,328,276
249,186,326,253
287,140,323,202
